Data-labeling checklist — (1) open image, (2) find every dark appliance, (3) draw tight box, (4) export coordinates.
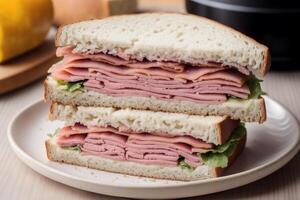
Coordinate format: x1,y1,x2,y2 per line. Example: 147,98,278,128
186,0,300,70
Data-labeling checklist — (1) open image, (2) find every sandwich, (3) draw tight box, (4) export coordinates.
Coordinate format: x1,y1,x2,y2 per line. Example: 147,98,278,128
46,104,246,181
45,13,270,123
44,13,269,181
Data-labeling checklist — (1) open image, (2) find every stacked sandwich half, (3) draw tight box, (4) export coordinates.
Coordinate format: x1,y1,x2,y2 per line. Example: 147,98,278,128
44,13,270,181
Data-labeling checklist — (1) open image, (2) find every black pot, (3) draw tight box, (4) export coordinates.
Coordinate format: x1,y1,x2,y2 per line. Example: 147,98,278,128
186,0,300,70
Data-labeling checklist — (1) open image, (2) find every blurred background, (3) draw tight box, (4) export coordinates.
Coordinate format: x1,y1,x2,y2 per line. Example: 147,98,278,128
0,0,299,94
1,1,300,199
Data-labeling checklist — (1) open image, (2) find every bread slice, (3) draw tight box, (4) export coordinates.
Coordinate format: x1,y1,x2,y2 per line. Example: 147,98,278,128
45,78,266,123
55,13,270,76
49,101,239,145
45,133,246,181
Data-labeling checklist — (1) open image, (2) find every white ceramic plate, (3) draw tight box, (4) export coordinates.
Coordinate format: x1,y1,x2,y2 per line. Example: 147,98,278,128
7,96,300,199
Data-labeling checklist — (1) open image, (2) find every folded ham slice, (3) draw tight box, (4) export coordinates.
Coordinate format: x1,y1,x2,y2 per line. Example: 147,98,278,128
81,132,127,161
56,124,214,168
56,134,85,147
50,46,251,104
58,124,131,137
54,46,250,75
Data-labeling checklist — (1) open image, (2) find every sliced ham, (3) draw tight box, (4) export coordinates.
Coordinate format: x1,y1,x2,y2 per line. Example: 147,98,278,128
126,141,192,155
50,46,251,103
91,78,250,98
86,53,186,73
198,70,247,85
58,125,89,137
83,143,125,155
58,124,131,137
56,134,85,147
56,124,214,168
84,80,228,101
54,46,186,73
81,147,126,161
54,46,250,75
55,46,186,73
81,133,127,161
86,132,127,147
51,59,246,85
128,133,213,149
126,141,200,164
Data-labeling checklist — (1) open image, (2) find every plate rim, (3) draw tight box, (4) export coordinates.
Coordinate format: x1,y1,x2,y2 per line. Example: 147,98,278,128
7,96,300,190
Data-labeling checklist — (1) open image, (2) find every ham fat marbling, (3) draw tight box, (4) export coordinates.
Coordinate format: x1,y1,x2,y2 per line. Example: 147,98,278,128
56,124,215,167
49,46,251,104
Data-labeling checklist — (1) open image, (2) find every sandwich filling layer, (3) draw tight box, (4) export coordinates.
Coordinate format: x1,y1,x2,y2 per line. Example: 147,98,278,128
49,123,246,169
49,46,264,104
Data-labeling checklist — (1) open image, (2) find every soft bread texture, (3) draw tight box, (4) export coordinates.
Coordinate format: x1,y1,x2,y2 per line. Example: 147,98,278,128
55,13,270,76
49,102,238,145
45,134,246,181
45,78,266,123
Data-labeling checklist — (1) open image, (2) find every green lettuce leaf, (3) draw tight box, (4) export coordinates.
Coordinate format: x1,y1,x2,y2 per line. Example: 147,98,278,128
63,146,81,152
229,74,266,101
246,74,266,99
201,153,229,168
199,123,246,168
178,157,195,171
57,80,85,92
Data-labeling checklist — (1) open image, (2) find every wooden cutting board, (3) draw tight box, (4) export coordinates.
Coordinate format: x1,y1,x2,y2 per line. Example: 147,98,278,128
0,35,58,95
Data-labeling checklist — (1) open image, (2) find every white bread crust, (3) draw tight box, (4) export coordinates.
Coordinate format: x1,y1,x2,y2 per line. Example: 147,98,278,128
56,13,270,76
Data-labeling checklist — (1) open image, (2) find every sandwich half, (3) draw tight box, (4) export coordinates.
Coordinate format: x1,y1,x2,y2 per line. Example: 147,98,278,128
46,104,246,181
44,13,269,123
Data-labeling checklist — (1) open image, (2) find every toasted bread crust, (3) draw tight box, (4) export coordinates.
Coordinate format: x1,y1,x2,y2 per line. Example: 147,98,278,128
211,132,246,177
216,117,239,144
44,79,48,102
48,101,55,121
260,97,267,123
54,26,63,47
45,139,52,160
261,49,271,76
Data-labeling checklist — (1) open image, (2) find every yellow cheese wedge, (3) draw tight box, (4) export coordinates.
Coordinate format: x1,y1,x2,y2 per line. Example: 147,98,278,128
0,0,53,63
